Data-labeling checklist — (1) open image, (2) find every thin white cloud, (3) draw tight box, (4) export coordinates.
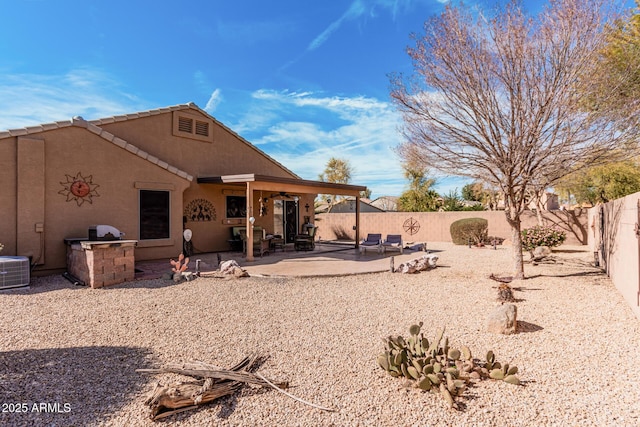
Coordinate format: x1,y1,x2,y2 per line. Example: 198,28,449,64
309,1,366,50
204,89,223,113
0,69,144,129
308,0,418,51
231,89,406,197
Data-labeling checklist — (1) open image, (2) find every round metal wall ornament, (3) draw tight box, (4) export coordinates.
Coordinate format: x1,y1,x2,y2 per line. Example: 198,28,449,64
59,172,100,206
403,217,420,235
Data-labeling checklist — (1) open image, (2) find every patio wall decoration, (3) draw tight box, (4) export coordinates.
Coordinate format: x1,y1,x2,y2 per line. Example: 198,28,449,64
226,196,246,218
403,217,420,235
58,172,100,206
184,198,216,222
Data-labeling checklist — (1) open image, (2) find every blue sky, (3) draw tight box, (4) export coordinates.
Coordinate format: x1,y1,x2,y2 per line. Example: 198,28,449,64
0,0,633,199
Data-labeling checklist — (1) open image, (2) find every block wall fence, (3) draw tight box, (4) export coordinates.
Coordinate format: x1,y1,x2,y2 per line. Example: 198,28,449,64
589,192,640,319
315,210,588,246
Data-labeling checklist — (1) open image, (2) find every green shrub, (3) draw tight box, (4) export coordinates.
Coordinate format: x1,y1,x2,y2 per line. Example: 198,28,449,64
521,225,566,251
449,218,488,245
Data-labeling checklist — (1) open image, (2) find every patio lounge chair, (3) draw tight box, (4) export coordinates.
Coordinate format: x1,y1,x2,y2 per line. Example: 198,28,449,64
294,226,317,251
382,234,403,254
359,233,382,254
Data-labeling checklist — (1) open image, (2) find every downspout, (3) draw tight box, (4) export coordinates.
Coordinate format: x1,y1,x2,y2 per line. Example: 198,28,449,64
246,182,254,262
355,196,361,249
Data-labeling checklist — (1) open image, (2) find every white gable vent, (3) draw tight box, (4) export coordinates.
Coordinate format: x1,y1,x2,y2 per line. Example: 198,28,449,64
0,256,30,290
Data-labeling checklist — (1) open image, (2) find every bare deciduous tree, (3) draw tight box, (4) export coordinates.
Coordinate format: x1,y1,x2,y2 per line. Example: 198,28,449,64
391,0,640,279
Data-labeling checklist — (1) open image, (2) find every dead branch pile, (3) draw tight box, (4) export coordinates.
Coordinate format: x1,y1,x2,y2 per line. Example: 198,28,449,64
137,354,334,420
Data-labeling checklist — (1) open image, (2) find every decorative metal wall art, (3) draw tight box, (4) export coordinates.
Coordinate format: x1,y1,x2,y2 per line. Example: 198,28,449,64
184,198,216,222
59,172,100,206
403,217,420,235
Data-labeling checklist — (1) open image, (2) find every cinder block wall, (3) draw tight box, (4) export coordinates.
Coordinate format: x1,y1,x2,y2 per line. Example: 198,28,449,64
315,210,587,245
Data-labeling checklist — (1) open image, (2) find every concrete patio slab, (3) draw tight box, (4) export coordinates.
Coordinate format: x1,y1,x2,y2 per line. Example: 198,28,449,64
134,242,431,279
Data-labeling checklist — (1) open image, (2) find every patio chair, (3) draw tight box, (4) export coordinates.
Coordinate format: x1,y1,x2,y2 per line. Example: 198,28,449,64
382,234,403,254
294,226,316,251
359,233,382,254
239,229,270,257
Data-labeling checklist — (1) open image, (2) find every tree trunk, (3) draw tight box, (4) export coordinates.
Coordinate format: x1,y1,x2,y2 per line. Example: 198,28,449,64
505,213,525,280
535,200,545,226
534,189,546,226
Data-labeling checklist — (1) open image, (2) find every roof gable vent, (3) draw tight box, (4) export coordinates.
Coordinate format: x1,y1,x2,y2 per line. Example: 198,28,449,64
178,116,193,133
173,111,213,143
195,120,209,137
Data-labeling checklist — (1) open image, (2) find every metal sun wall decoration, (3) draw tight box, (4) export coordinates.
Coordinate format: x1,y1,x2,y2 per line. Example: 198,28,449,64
403,217,420,235
58,172,100,206
184,198,216,222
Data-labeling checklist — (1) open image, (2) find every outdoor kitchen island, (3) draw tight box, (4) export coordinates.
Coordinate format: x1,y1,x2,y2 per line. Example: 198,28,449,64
64,239,137,288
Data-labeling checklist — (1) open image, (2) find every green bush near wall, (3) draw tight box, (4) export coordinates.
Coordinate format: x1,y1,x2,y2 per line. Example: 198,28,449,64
450,218,488,245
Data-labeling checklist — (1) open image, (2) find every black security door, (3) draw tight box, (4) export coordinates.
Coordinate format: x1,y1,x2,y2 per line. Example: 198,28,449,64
284,200,298,243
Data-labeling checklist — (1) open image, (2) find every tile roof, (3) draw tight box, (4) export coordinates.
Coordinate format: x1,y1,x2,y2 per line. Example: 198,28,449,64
90,102,300,180
0,101,299,181
0,104,206,182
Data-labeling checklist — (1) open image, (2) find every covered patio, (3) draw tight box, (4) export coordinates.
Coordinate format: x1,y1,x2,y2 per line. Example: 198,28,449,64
197,173,368,261
134,241,428,279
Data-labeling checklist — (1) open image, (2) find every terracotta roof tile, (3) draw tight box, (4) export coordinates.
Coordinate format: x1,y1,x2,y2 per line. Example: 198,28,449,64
124,143,139,154
136,149,149,160
112,137,127,148
86,123,102,135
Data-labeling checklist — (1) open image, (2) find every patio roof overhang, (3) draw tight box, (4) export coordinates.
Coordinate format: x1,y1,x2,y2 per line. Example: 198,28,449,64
197,173,367,196
197,174,367,261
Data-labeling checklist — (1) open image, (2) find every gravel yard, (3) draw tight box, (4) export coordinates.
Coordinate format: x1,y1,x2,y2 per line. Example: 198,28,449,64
1,243,639,426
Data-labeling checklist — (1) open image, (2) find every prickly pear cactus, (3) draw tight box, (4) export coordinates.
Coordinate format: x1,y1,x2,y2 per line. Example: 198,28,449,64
377,323,521,410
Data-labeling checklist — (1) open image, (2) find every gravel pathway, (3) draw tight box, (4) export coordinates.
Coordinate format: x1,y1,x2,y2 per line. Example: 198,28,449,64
1,243,639,426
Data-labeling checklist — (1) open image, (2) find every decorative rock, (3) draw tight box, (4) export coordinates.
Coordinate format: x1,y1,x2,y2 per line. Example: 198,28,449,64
533,246,552,258
164,271,196,283
395,254,438,274
233,267,249,278
486,304,518,335
219,260,249,277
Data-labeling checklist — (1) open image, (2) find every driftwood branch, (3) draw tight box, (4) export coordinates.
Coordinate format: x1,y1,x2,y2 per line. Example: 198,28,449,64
137,354,334,420
255,372,335,412
137,366,284,388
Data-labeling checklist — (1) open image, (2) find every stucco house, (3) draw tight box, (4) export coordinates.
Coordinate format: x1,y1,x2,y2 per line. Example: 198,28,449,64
0,103,366,277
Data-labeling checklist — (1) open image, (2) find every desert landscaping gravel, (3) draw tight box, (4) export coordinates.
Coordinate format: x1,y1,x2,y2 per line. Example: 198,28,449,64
1,242,639,426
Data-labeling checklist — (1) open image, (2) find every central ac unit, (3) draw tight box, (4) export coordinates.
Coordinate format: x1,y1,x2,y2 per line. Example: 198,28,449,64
0,256,30,290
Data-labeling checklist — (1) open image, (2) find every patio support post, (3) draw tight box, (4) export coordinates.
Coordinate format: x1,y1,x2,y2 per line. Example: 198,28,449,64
355,195,361,249
246,182,254,262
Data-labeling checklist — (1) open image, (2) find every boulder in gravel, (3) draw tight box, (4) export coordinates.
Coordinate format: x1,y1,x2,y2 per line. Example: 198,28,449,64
171,271,197,283
219,260,249,277
533,246,552,258
395,254,438,274
487,304,518,335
